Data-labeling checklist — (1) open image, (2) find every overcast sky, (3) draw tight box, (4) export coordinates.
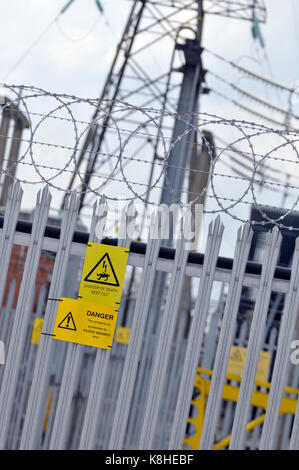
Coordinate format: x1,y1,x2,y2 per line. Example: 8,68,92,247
1,0,299,256
0,1,297,96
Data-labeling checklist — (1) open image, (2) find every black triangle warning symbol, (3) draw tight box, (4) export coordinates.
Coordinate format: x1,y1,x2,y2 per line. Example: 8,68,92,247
231,349,243,362
84,253,119,287
58,312,77,331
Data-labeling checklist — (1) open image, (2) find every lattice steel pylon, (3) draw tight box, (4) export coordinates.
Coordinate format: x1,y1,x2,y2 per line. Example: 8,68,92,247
64,0,267,215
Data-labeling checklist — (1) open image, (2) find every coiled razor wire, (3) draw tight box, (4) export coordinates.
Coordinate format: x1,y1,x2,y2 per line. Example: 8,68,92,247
1,82,299,230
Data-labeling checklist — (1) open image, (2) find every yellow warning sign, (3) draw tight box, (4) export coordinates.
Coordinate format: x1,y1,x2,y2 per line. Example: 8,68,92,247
115,327,131,344
31,318,44,345
53,298,118,349
227,346,271,382
57,312,76,331
78,243,129,306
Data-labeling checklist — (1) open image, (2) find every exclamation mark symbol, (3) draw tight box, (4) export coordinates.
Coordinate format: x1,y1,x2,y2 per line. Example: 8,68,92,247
57,312,76,331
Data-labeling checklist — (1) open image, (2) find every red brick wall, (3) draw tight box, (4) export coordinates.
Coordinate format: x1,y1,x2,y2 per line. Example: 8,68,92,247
2,245,55,311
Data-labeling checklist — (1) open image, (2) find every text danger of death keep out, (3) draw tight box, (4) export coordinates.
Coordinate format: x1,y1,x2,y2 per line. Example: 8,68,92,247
52,243,129,350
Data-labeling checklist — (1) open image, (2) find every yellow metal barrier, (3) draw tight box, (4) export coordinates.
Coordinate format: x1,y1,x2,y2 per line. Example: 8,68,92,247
184,367,299,450
42,391,54,436
212,414,265,450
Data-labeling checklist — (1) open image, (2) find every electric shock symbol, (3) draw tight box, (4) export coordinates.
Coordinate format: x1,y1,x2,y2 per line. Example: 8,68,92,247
84,253,119,287
57,312,77,331
97,260,109,282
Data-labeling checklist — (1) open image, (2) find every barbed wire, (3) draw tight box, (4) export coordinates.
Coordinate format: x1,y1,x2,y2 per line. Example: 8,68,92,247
1,82,299,230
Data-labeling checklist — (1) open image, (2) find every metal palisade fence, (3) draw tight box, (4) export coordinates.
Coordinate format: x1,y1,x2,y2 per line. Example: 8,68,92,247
0,183,298,450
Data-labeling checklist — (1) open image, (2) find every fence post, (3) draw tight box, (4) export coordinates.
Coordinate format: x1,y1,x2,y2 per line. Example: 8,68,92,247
199,223,252,449
229,228,282,450
168,217,224,449
79,202,136,450
107,212,162,450
260,236,299,449
0,186,51,449
20,192,80,449
49,197,108,449
139,235,189,449
0,182,23,309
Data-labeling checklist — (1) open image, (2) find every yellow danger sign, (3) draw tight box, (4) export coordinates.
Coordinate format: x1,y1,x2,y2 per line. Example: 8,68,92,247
78,243,129,307
115,327,131,344
31,318,44,345
227,346,271,382
53,298,118,349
